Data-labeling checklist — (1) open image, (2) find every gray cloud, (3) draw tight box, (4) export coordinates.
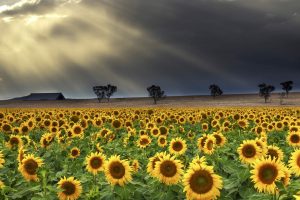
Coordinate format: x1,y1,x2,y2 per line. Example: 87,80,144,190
0,0,299,100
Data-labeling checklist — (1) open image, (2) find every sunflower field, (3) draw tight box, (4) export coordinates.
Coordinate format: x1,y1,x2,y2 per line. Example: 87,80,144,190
0,107,300,200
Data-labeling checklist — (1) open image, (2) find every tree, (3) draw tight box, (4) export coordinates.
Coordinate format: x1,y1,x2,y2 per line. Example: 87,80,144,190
105,84,117,102
280,81,293,98
147,85,165,104
258,83,275,103
209,84,223,99
93,84,117,102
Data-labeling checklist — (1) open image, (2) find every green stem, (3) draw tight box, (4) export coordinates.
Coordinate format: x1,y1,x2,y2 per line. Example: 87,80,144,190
41,170,47,197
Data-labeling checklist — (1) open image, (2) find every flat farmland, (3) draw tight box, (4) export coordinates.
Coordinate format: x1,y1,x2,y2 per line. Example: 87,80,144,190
0,93,300,108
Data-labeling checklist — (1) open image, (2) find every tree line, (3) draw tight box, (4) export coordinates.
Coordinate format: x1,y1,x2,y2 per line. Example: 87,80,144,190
93,81,294,104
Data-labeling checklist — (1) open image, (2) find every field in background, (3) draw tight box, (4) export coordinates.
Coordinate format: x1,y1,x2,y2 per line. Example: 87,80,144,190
0,92,300,108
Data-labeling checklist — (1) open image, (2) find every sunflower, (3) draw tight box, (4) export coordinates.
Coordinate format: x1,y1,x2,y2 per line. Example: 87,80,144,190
203,135,216,155
20,123,30,135
111,119,122,129
147,152,166,177
93,118,103,127
275,122,284,131
57,177,82,200
287,131,300,147
238,119,248,129
18,154,43,182
190,155,208,167
255,126,264,135
266,145,284,161
1,123,12,134
131,159,140,173
280,165,291,187
86,152,106,175
169,137,187,155
150,127,160,137
0,180,4,189
211,119,219,128
183,163,223,200
71,124,84,138
202,123,209,132
0,151,5,168
255,138,268,155
104,155,132,186
18,147,26,163
40,133,54,148
159,126,168,136
294,193,300,200
21,135,31,146
267,124,274,132
137,135,151,148
212,132,226,147
237,140,262,164
250,157,285,194
187,131,195,140
158,135,167,147
288,149,300,176
70,148,81,159
6,135,23,149
154,154,183,185
197,134,208,151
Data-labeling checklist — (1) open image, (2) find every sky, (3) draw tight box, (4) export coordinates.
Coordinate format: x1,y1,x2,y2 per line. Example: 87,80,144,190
0,0,299,99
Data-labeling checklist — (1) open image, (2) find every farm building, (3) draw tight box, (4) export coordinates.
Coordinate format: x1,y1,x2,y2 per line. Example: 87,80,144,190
15,93,66,100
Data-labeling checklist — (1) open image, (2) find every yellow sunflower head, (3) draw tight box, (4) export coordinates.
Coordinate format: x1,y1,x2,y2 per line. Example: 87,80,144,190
212,132,227,147
203,135,216,155
250,157,285,194
71,124,84,138
147,152,166,177
86,152,106,175
158,135,167,147
150,127,160,137
183,163,223,200
154,153,183,185
169,137,187,155
70,147,81,159
159,126,168,136
287,131,300,147
131,159,140,173
18,154,43,182
137,135,151,149
104,155,132,186
288,149,300,177
266,145,284,161
111,119,122,129
57,176,82,200
18,146,27,163
197,134,208,151
237,140,262,164
190,155,208,167
280,165,291,187
6,135,23,149
237,119,248,129
201,123,209,132
0,180,4,189
0,151,5,168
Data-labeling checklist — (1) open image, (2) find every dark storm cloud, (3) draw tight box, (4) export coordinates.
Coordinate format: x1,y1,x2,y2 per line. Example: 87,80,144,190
0,0,299,99
77,0,300,94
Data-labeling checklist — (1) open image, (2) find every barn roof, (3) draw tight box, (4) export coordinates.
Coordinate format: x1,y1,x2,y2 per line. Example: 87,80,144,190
15,93,66,100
